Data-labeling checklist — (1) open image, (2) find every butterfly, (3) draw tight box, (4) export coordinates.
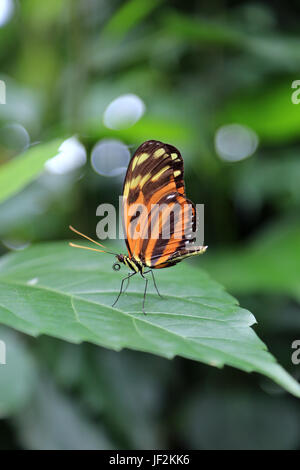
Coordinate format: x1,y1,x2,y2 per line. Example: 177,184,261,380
70,140,207,314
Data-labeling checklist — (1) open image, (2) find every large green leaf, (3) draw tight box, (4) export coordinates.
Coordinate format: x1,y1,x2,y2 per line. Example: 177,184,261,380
0,139,63,204
0,242,299,397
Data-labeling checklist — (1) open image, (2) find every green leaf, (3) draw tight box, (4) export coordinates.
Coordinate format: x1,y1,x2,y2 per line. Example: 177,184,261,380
0,139,63,204
0,242,299,397
202,220,300,302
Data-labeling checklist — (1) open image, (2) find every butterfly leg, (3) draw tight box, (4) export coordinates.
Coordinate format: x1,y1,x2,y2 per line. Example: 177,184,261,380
112,272,136,308
150,269,163,298
142,276,149,315
123,273,132,293
144,270,163,299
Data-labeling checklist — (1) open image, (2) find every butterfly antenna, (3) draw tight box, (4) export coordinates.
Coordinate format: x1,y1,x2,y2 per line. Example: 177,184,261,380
69,243,106,253
69,226,117,255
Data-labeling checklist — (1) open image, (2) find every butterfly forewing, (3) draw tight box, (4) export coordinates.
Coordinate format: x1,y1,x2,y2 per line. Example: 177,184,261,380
122,140,205,269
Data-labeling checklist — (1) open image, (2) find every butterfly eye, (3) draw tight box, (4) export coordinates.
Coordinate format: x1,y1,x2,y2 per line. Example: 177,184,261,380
113,262,121,271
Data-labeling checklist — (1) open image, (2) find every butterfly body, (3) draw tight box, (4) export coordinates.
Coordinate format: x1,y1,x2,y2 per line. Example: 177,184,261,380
115,254,145,274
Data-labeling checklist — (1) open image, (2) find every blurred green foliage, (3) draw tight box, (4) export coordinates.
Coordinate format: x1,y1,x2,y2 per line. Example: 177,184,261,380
0,139,62,203
0,0,300,450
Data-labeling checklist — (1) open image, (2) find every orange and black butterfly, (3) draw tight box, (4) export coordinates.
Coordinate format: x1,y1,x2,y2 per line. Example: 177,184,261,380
70,140,207,313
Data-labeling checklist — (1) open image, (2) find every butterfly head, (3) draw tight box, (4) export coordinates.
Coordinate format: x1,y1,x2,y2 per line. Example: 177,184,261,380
113,254,126,271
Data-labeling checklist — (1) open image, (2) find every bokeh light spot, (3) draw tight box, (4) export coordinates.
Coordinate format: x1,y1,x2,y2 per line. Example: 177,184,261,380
215,124,259,162
103,94,145,130
44,137,87,175
91,139,130,177
27,277,39,286
0,0,14,27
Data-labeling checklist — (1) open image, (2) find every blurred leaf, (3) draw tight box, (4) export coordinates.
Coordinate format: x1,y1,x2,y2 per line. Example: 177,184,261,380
23,0,65,28
217,81,300,143
87,349,169,449
101,0,161,42
0,173,75,238
234,153,300,210
85,116,195,149
14,378,114,450
163,12,300,73
36,339,169,448
245,36,300,72
202,219,300,301
163,12,243,45
180,386,300,449
0,327,37,417
0,242,299,397
0,139,63,204
34,338,86,390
